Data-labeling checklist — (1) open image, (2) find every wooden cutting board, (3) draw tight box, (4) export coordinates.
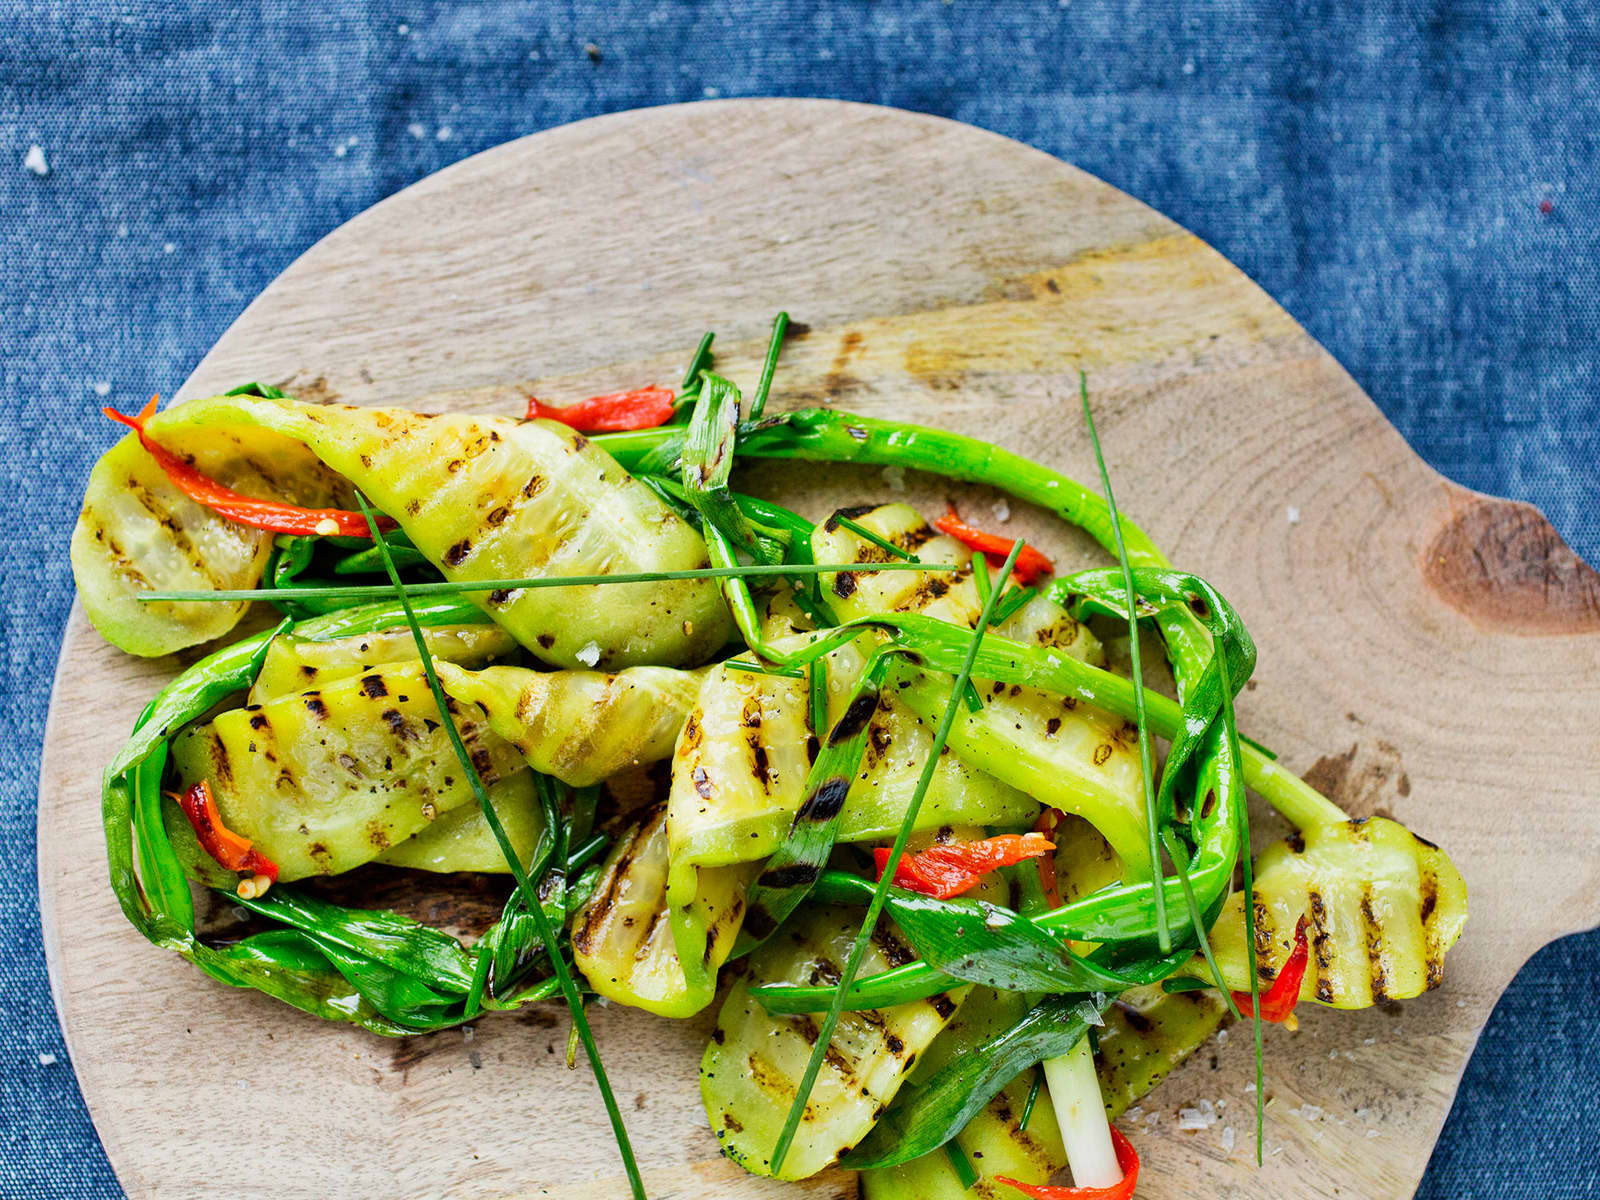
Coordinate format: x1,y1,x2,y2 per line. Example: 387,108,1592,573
38,99,1600,1200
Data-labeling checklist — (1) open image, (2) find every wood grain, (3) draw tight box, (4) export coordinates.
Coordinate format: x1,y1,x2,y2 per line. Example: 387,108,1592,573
37,99,1600,1199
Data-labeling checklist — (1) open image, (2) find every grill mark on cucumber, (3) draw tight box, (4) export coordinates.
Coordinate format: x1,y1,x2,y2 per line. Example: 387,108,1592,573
1360,889,1389,1002
1309,890,1336,1002
124,480,225,586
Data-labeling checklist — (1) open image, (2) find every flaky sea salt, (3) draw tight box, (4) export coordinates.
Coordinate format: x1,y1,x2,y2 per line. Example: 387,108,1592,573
991,497,1011,522
1297,1104,1324,1122
1177,1099,1217,1131
407,123,426,139
576,640,601,666
1221,1125,1236,1153
91,380,111,397
1215,1028,1229,1045
1286,505,1301,525
881,465,906,493
23,144,49,176
436,126,453,141
38,1052,57,1066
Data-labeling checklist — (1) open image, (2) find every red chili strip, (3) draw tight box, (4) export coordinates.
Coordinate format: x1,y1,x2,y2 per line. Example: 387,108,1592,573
525,385,676,432
170,780,280,882
934,504,1055,586
874,832,1055,900
1232,914,1310,1025
104,398,393,538
997,1126,1140,1199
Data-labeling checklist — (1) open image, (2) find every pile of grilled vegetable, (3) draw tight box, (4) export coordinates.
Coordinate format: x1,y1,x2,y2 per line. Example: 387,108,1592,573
74,316,1466,1198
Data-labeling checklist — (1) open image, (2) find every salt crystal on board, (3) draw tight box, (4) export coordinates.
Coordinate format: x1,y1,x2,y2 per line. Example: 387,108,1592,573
576,641,601,666
407,123,426,139
37,1052,56,1066
23,144,48,176
1286,505,1301,524
1221,1126,1236,1153
992,497,1011,522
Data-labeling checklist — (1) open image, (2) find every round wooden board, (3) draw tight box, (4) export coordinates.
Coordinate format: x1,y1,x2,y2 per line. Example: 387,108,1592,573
38,100,1600,1200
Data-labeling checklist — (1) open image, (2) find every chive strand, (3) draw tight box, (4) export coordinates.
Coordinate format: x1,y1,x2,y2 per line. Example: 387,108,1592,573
353,493,646,1200
833,514,919,562
944,1140,980,1189
1080,371,1169,949
140,559,957,604
724,659,806,680
1161,828,1242,1022
748,311,789,420
768,538,1026,1174
1020,1065,1044,1129
680,331,715,393
1216,641,1267,1163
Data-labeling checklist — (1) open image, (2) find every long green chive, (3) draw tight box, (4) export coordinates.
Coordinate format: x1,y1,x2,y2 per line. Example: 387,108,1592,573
1215,643,1267,1162
723,659,805,680
768,539,1026,1174
1080,372,1168,950
353,494,646,1200
139,560,957,603
833,514,919,562
988,582,1037,627
680,331,715,392
944,1141,980,1189
1161,828,1242,1023
1020,1065,1044,1129
747,311,789,420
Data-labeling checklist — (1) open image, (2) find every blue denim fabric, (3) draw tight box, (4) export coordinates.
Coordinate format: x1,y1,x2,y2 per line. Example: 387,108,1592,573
2,3,1595,1197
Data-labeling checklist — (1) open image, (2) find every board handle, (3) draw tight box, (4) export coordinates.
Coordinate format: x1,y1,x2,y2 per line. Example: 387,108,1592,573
1411,484,1600,942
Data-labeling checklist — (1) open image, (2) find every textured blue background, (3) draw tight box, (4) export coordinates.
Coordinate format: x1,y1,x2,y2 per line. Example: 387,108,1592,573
3,3,1595,1197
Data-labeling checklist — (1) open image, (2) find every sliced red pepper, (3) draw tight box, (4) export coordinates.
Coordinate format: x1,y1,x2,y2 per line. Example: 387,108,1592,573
170,780,279,882
104,398,394,538
935,504,1055,586
525,385,676,432
1034,808,1065,909
874,833,1055,900
997,1126,1140,1198
1232,914,1310,1025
